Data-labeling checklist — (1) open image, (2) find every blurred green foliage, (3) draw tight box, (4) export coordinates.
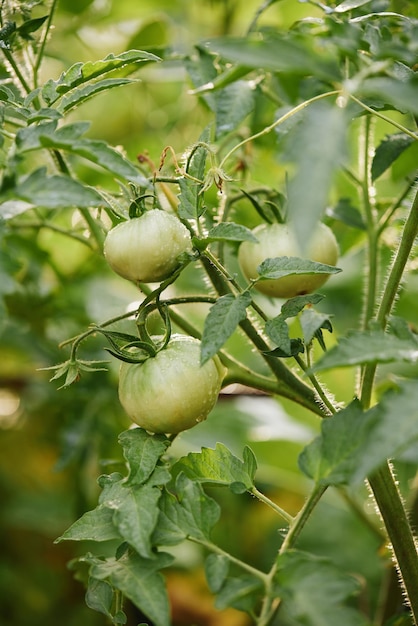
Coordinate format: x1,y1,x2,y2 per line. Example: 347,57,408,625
2,0,418,625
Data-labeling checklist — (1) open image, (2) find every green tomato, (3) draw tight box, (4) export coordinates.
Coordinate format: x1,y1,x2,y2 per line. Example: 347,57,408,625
118,335,226,434
238,222,339,298
104,209,192,283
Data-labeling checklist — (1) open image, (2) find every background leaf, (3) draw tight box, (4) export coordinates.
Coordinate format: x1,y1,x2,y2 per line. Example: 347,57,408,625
275,550,369,626
311,329,418,372
300,380,418,485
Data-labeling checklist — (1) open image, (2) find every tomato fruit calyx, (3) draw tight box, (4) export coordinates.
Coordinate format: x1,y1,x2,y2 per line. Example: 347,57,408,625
104,209,193,283
118,334,226,434
238,221,339,298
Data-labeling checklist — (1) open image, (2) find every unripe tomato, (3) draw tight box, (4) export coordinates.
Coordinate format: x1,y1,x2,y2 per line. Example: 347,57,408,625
118,335,226,434
238,222,339,298
104,209,192,283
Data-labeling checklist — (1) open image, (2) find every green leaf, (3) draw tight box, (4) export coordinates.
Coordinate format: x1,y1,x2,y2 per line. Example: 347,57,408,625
177,443,257,489
300,308,333,346
214,575,263,612
257,257,341,280
298,400,376,486
87,551,173,626
152,473,220,545
15,168,108,208
265,316,291,355
280,294,324,319
357,76,418,116
206,222,258,243
275,550,368,626
311,329,418,372
118,428,171,486
202,32,340,81
58,78,135,113
300,380,418,486
85,578,114,619
41,50,160,106
16,15,48,39
285,101,349,251
215,80,255,138
55,505,121,543
177,176,204,219
334,0,373,12
205,554,229,593
371,133,415,181
98,474,162,558
0,200,33,219
326,198,366,230
39,133,149,185
201,292,252,364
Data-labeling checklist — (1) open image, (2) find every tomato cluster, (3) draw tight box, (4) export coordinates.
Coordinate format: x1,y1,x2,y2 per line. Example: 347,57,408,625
104,209,339,434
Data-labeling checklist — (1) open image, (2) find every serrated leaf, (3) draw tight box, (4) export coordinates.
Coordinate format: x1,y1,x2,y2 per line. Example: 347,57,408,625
98,475,162,558
205,554,229,593
285,101,348,250
41,50,160,106
258,257,341,280
300,308,333,346
55,505,121,543
118,428,171,486
275,550,368,626
201,292,252,364
206,222,258,243
311,329,418,372
16,168,108,208
177,176,204,219
88,551,173,626
280,294,324,319
177,443,257,489
300,380,418,486
265,316,291,354
85,578,114,619
39,133,149,185
371,133,414,181
215,80,255,138
152,473,220,545
58,78,135,113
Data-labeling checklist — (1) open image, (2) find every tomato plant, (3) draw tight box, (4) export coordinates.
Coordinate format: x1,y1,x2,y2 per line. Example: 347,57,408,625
2,1,418,626
238,222,339,298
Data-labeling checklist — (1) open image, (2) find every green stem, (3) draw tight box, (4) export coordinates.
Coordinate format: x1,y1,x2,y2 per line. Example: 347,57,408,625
1,48,32,94
257,484,327,626
294,354,337,415
350,95,418,142
188,536,268,583
361,185,418,407
33,0,58,84
279,484,327,553
220,90,340,169
251,486,294,524
368,463,418,626
361,115,379,329
360,187,418,622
